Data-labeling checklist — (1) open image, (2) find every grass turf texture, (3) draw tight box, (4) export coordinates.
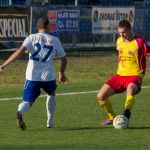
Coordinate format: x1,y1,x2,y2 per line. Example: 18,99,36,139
0,54,150,150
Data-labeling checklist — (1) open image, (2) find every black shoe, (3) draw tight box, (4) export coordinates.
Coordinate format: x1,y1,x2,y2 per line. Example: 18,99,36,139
123,109,131,119
16,111,26,131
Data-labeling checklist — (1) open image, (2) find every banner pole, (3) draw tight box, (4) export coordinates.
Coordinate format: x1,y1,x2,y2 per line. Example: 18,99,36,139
9,0,12,5
29,6,33,34
75,0,78,6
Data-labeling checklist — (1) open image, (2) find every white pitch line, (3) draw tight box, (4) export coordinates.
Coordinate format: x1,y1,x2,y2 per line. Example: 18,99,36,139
141,85,150,88
0,85,150,102
0,90,98,101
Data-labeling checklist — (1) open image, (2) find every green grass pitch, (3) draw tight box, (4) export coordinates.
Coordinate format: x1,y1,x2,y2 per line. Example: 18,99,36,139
0,54,150,150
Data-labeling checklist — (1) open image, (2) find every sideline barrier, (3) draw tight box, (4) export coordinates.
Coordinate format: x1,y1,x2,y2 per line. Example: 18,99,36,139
0,6,30,50
1,5,150,51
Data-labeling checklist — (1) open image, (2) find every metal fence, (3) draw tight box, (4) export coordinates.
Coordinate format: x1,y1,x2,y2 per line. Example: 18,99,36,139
61,6,150,48
38,6,150,48
1,5,150,51
134,6,150,42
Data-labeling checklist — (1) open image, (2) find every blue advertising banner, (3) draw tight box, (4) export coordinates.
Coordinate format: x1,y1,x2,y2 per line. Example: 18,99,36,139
48,10,80,32
32,6,92,34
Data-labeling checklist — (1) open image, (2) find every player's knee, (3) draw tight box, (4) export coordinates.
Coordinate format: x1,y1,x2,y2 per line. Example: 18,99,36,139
22,101,32,107
97,93,105,101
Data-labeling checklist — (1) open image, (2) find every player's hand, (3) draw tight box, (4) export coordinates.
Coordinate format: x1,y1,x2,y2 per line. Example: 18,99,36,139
0,65,3,72
58,72,69,84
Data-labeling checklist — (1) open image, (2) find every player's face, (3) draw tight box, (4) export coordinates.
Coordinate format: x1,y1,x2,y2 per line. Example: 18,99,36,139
118,27,131,41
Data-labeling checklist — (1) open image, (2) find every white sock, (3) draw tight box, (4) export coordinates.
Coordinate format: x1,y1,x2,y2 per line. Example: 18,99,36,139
46,95,56,127
18,101,31,114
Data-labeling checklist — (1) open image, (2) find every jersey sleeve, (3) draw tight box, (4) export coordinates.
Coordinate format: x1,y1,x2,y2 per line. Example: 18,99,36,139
54,37,66,58
22,36,32,51
135,36,150,56
144,43,150,56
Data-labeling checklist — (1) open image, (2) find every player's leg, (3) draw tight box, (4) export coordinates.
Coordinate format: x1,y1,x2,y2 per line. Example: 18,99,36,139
18,101,31,114
17,101,31,130
124,83,139,119
46,93,56,128
42,80,57,128
17,80,40,130
97,84,116,125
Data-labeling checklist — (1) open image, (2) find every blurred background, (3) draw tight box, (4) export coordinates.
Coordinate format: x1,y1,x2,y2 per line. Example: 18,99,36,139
0,0,150,53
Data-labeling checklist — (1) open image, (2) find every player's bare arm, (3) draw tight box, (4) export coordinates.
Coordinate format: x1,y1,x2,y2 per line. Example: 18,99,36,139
0,46,26,71
58,56,69,84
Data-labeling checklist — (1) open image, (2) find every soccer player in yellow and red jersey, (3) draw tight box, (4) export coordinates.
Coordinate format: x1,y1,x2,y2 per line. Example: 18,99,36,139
97,20,150,126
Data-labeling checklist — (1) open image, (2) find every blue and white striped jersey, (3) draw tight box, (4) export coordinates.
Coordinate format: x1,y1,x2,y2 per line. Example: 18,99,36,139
22,32,66,81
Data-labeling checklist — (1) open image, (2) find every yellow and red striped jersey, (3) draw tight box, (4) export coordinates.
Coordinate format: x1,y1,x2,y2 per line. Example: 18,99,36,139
116,35,150,77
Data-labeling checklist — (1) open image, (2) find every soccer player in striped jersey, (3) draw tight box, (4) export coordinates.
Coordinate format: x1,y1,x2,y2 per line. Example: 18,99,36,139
97,20,150,126
0,17,69,130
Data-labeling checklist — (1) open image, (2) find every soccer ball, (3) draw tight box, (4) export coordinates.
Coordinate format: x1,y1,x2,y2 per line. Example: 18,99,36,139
113,115,129,129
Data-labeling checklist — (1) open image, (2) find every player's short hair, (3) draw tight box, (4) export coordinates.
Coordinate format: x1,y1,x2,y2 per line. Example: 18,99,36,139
37,17,49,30
118,20,131,31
